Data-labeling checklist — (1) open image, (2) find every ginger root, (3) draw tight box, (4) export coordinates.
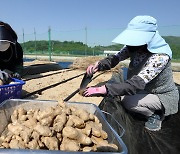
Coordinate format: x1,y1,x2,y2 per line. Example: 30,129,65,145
27,140,40,149
60,138,80,151
41,136,59,150
33,124,52,137
62,126,92,145
0,101,120,152
53,113,67,132
0,79,3,85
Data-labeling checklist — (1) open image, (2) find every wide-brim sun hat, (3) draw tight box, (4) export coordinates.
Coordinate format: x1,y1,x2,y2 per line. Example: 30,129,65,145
112,15,172,58
112,16,157,46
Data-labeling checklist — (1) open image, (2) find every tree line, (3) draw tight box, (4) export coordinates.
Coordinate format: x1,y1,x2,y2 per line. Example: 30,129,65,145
21,36,180,59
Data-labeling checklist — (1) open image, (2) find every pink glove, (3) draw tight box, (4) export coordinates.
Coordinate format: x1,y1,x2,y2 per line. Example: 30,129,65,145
83,85,107,97
86,61,99,75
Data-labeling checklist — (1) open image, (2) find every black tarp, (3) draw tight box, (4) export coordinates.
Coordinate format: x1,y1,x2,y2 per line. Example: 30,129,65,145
99,95,180,154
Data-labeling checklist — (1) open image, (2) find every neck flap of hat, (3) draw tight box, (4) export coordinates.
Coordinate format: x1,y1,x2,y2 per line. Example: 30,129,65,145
147,31,172,59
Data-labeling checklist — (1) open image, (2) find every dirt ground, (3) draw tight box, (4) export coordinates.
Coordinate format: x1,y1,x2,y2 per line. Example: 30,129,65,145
21,57,180,106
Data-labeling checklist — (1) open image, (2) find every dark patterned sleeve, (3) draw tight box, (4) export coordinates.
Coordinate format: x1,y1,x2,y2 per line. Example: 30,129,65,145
105,75,146,96
115,46,130,61
98,46,130,71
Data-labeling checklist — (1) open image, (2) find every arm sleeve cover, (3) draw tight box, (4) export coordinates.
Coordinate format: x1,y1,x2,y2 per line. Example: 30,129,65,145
105,75,146,96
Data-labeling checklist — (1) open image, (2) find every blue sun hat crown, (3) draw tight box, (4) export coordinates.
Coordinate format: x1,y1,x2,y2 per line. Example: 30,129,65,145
112,15,172,58
127,16,157,32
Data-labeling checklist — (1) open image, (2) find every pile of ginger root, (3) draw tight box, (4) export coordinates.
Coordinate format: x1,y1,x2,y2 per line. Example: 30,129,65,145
0,101,119,152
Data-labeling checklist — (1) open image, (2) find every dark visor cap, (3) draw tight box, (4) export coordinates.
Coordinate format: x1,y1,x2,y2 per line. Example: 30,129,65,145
0,26,15,44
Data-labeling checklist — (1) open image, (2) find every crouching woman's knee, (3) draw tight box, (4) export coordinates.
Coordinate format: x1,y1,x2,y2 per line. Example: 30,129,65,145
121,96,139,112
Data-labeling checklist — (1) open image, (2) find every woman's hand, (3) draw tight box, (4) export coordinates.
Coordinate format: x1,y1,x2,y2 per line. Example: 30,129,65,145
86,61,99,76
0,70,11,84
83,85,107,97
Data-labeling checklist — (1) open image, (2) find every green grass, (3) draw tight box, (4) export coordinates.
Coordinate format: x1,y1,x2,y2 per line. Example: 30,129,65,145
172,59,180,63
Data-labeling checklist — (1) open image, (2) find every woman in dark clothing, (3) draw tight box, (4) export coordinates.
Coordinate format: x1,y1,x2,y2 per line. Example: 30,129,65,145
0,21,23,83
